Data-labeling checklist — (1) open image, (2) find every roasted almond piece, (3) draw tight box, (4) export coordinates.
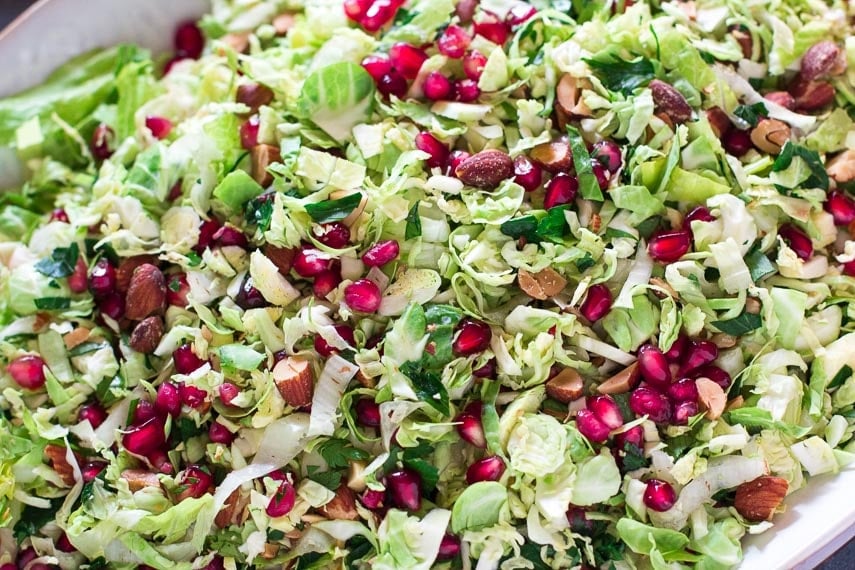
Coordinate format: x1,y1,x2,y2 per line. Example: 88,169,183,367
273,13,297,35
121,469,161,492
529,139,573,173
705,107,731,139
801,41,846,81
45,444,78,486
827,150,855,184
711,333,737,349
597,362,640,395
729,25,753,59
129,316,164,354
251,144,281,187
649,80,692,124
263,244,297,276
236,83,274,112
221,32,250,54
789,76,836,111
518,268,568,300
63,327,90,350
273,357,314,407
116,255,159,293
321,485,359,520
764,91,796,111
545,368,584,403
125,264,166,320
455,150,515,189
734,476,788,522
750,119,790,155
744,297,762,315
216,488,250,528
696,377,726,420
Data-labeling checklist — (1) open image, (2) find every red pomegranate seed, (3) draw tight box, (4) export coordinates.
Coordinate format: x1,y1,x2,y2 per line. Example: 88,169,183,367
592,163,610,190
513,155,543,192
456,0,478,23
678,340,718,376
691,365,732,390
313,269,342,299
614,425,644,450
362,240,400,266
473,11,510,45
50,208,69,223
575,409,611,443
684,206,715,228
213,225,248,248
195,219,221,253
415,132,450,169
664,335,688,362
361,54,392,81
218,382,240,406
235,277,267,310
16,549,37,569
8,355,46,390
447,150,471,176
455,79,481,102
133,399,157,423
345,279,382,313
174,21,204,59
473,358,497,378
377,71,409,99
579,284,613,322
166,273,190,307
437,534,461,561
463,51,488,81
266,480,297,517
386,468,421,511
240,115,260,150
844,260,855,276
145,116,173,139
765,91,796,110
91,123,115,160
667,378,699,402
389,43,427,80
173,344,206,374
466,456,506,484
156,382,182,417
355,398,381,427
361,488,386,510
826,190,855,225
293,247,334,277
314,324,356,357
637,344,671,390
587,395,624,429
455,401,487,447
89,259,117,298
181,384,207,408
122,417,166,456
672,400,699,425
723,129,753,157
68,257,89,293
648,229,692,263
149,449,173,475
591,140,622,173
423,72,454,101
344,0,373,21
78,403,107,428
506,4,537,26
438,25,471,59
179,465,214,499
82,461,106,482
360,0,402,32
544,173,579,209
56,532,75,553
566,507,595,533
629,387,672,423
98,293,125,321
778,224,812,260
209,421,235,444
313,222,351,249
643,479,677,511
453,318,492,356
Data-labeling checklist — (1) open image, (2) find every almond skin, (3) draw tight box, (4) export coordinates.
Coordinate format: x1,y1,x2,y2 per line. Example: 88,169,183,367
121,469,162,492
734,476,788,521
321,485,360,520
546,368,585,403
529,139,573,173
263,244,297,276
597,362,640,395
827,150,855,184
125,264,166,321
750,119,790,155
696,377,726,420
116,255,159,293
215,488,250,528
129,316,164,354
236,82,274,111
45,444,79,486
789,76,836,111
455,150,515,189
252,144,281,187
800,41,846,81
273,357,314,408
518,268,567,300
649,80,692,124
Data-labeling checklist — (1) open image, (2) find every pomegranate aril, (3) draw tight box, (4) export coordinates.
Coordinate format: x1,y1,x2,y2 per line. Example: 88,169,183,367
643,479,677,512
579,284,613,322
68,257,89,293
218,383,240,407
438,25,471,59
133,399,157,423
314,222,351,249
361,54,392,81
629,387,672,423
173,344,206,374
592,140,622,173
377,71,409,99
293,247,334,277
415,132,450,169
513,155,543,192
78,402,107,428
723,129,752,157
844,260,855,276
179,465,214,499
506,4,537,26
152,449,175,474
466,455,506,484
389,43,427,80
566,507,594,534
667,378,699,402
7,355,46,390
361,0,400,32
456,0,477,23
447,150,472,176
345,279,382,313
156,382,182,417
266,480,297,517
362,240,400,266
473,11,510,45
166,272,190,307
684,206,715,228
453,318,492,356
587,395,624,429
91,123,115,160
82,461,106,482
455,79,481,102
637,344,671,390
344,0,373,21
174,21,204,59
423,72,454,101
691,365,732,390
361,488,385,510
123,416,166,456
195,219,221,253
778,224,812,260
50,208,69,223
455,402,486,447
240,115,260,150
575,409,611,444
463,51,488,81
98,293,125,321
181,384,207,408
213,225,248,248
472,358,497,378
544,173,579,209
235,277,267,310
386,468,421,511
314,324,356,357
145,116,173,139
356,398,381,427
664,335,688,362
678,340,718,376
592,162,610,190
209,421,235,444
648,229,692,263
56,532,75,553
89,258,117,298
672,400,699,425
826,190,855,225
313,269,342,299
437,534,461,561
614,425,644,450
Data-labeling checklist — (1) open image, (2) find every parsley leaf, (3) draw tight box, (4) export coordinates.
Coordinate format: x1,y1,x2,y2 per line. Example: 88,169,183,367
14,499,63,543
405,201,422,240
400,361,450,416
500,215,539,242
566,126,603,201
733,102,768,127
35,243,79,278
745,249,776,282
34,297,71,310
317,438,370,470
245,194,274,232
307,467,343,490
583,53,655,95
712,312,762,336
536,206,570,242
772,142,829,191
304,193,363,223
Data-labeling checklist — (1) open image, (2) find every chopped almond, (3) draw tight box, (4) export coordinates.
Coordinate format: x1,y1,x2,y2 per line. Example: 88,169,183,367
321,485,359,520
63,327,91,350
44,444,78,486
273,357,314,408
545,368,584,403
215,488,250,528
696,377,726,420
518,268,567,300
597,362,640,395
734,476,788,522
121,469,161,492
251,144,281,187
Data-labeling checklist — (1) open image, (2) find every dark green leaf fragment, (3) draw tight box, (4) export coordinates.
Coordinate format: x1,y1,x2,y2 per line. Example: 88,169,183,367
745,249,776,282
500,215,539,242
733,102,768,127
583,53,655,95
400,361,450,416
711,312,762,336
317,438,370,470
405,201,422,240
34,297,71,310
566,126,603,201
35,243,79,278
304,193,363,223
772,142,829,190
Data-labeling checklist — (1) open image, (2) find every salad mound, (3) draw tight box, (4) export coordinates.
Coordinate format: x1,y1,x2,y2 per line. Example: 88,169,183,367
1,0,854,568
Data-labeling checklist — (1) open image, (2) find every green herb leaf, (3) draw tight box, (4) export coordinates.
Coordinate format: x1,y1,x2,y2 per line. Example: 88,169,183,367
95,373,126,407
402,457,439,491
420,304,463,370
829,365,852,390
575,252,596,272
500,215,539,242
772,142,829,191
583,53,655,95
733,102,768,127
400,361,450,416
711,312,762,336
35,243,79,278
745,250,776,282
246,195,274,232
405,201,422,240
345,536,375,567
304,193,363,224
307,468,343,490
317,438,370,470
69,341,109,357
620,442,648,471
13,499,63,543
34,297,71,310
566,126,604,201
537,206,570,242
